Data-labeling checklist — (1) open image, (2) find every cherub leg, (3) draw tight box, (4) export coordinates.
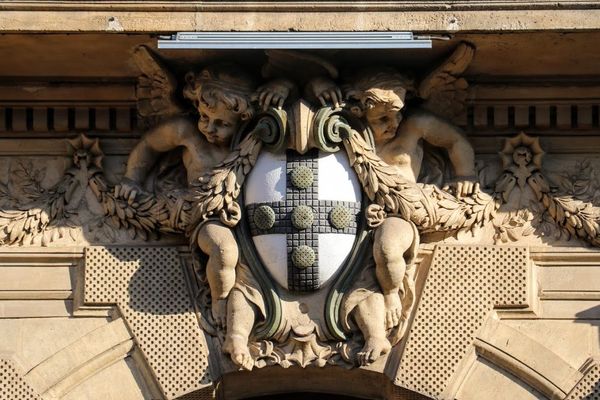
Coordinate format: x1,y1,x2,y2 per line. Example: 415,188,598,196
354,293,391,366
223,289,255,371
373,217,416,330
197,221,239,328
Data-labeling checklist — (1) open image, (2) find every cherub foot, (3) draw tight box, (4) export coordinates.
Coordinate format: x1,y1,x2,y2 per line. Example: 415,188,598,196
384,292,402,330
357,336,391,366
224,334,254,371
211,298,227,328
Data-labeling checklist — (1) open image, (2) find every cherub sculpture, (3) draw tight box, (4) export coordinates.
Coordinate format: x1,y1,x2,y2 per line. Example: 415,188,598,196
118,46,293,369
119,44,479,370
347,70,478,314
119,62,256,331
334,43,479,364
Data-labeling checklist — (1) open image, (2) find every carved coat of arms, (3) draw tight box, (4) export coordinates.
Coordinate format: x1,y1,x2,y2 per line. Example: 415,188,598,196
158,45,481,370
7,43,600,379
244,143,363,292
5,44,483,371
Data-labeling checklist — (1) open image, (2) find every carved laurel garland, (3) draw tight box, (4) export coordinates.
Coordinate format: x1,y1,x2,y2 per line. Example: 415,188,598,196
341,129,600,248
342,130,498,234
88,174,167,240
88,131,264,241
0,113,281,246
493,133,600,246
190,133,263,229
0,134,190,244
2,130,600,248
0,174,77,246
0,135,101,246
528,171,600,246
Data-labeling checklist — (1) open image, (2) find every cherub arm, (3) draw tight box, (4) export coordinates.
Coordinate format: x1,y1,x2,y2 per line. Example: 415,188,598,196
404,111,478,195
118,117,196,198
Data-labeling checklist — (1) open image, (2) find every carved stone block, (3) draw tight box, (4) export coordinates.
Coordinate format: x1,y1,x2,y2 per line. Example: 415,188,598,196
84,246,212,399
395,245,531,398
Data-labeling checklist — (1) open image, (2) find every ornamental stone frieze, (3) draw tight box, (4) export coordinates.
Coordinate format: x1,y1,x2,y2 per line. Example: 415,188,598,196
0,37,599,400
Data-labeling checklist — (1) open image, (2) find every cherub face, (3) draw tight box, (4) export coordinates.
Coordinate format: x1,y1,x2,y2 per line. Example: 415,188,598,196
197,101,240,147
365,103,403,144
513,146,532,167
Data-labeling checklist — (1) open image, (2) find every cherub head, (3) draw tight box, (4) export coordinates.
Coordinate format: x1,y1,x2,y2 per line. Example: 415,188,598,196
184,64,256,147
512,146,533,167
345,69,415,144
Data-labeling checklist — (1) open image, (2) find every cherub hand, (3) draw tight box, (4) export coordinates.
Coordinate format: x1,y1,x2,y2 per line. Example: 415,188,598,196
445,177,480,197
254,79,294,111
113,178,143,204
306,76,342,108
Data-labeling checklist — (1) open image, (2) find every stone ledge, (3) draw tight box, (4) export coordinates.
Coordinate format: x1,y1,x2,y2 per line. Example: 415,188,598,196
2,9,600,33
3,1,600,12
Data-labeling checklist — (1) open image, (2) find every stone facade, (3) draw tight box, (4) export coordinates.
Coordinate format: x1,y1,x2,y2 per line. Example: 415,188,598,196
1,2,600,399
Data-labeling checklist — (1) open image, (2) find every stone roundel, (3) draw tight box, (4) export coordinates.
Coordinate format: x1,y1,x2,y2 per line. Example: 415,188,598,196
290,166,314,189
292,245,315,268
291,205,314,230
253,205,276,230
329,205,353,229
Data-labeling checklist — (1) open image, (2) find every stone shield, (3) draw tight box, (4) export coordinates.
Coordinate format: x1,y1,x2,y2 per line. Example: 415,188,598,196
244,148,362,292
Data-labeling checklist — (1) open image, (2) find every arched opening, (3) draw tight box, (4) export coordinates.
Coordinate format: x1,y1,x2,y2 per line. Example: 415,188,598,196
246,394,362,400
218,366,431,400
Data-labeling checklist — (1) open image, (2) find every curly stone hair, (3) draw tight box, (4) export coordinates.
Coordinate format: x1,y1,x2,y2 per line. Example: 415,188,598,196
344,68,416,117
183,63,256,121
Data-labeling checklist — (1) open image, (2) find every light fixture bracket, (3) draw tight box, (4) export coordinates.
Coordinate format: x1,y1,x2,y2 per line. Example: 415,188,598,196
157,31,432,49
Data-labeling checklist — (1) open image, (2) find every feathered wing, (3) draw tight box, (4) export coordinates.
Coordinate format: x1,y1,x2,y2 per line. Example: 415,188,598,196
417,42,475,121
133,45,185,119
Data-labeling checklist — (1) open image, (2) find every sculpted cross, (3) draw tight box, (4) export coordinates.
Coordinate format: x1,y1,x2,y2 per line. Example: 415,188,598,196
246,149,362,291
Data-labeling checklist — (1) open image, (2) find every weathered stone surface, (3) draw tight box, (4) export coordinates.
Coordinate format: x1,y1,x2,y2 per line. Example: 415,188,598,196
0,4,599,400
3,4,600,33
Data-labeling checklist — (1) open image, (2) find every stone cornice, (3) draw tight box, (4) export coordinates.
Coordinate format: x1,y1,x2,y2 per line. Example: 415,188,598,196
1,2,600,32
2,1,600,12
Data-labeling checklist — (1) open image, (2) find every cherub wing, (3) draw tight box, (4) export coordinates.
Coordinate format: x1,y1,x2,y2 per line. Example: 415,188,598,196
417,42,475,121
133,45,185,119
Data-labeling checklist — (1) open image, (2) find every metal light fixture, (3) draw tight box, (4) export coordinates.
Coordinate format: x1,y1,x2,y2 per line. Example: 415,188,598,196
157,32,432,49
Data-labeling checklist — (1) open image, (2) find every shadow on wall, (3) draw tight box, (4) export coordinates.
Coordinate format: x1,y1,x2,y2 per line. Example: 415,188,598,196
575,304,600,351
245,394,364,400
99,246,197,317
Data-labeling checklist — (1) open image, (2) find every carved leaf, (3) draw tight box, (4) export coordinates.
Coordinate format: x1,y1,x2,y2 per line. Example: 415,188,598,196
9,161,46,201
191,134,263,229
341,130,497,235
